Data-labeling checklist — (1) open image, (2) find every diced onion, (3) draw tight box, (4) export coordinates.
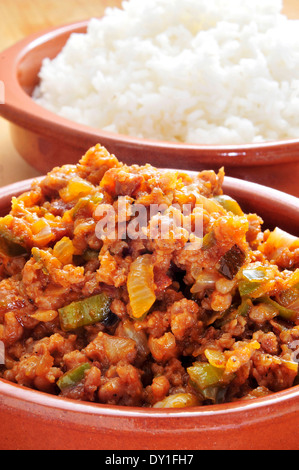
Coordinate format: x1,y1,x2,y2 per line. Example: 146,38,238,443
31,309,58,322
59,178,94,203
31,219,54,246
153,393,200,408
53,237,75,265
127,254,156,320
205,348,226,369
260,227,299,261
191,271,218,294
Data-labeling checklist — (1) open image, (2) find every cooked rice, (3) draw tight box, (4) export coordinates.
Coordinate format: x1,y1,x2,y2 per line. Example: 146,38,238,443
33,0,299,144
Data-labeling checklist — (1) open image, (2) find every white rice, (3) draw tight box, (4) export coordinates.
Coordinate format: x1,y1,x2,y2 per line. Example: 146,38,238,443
33,0,299,144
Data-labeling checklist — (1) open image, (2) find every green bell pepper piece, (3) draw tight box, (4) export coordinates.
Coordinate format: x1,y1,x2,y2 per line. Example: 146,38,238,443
0,226,27,258
58,293,111,331
187,362,225,391
258,296,297,321
214,195,244,216
57,362,91,391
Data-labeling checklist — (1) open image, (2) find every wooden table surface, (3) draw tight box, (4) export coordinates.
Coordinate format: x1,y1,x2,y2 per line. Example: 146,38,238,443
0,0,298,187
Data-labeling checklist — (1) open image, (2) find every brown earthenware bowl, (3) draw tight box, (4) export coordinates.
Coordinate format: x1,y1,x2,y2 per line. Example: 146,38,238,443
0,21,299,196
0,174,298,450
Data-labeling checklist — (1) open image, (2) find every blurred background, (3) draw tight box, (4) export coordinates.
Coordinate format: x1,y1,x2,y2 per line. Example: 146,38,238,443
0,0,298,187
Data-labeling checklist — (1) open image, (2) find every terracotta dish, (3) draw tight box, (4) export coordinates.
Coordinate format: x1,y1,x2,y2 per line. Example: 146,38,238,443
0,21,299,196
0,174,298,450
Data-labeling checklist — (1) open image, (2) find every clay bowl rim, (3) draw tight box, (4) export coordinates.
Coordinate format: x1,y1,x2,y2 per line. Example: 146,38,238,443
1,20,299,168
0,174,298,421
1,375,299,420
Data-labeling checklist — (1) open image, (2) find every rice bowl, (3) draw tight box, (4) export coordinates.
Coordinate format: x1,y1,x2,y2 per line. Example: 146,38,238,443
33,0,299,145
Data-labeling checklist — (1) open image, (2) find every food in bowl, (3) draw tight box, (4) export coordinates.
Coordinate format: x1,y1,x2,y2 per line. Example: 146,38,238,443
33,0,299,145
0,144,298,408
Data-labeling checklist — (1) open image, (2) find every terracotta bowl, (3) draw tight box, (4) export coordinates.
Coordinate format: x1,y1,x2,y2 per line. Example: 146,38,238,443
0,174,298,451
1,21,299,197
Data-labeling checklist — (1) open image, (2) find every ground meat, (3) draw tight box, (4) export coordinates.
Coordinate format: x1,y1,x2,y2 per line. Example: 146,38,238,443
169,298,201,342
4,341,63,393
96,248,132,288
98,363,143,406
0,144,298,409
252,351,297,392
148,332,178,363
84,332,137,367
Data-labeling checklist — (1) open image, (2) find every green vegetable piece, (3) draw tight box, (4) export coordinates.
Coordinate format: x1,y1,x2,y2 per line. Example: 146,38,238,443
91,193,105,204
71,193,104,219
83,249,100,261
58,293,112,331
71,196,91,219
258,296,297,321
218,244,246,280
238,266,272,298
242,267,269,281
31,247,49,274
0,226,27,258
201,385,228,403
214,195,244,216
237,297,253,316
238,280,263,297
187,362,225,391
57,362,91,391
0,237,27,258
202,231,216,251
214,298,252,327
